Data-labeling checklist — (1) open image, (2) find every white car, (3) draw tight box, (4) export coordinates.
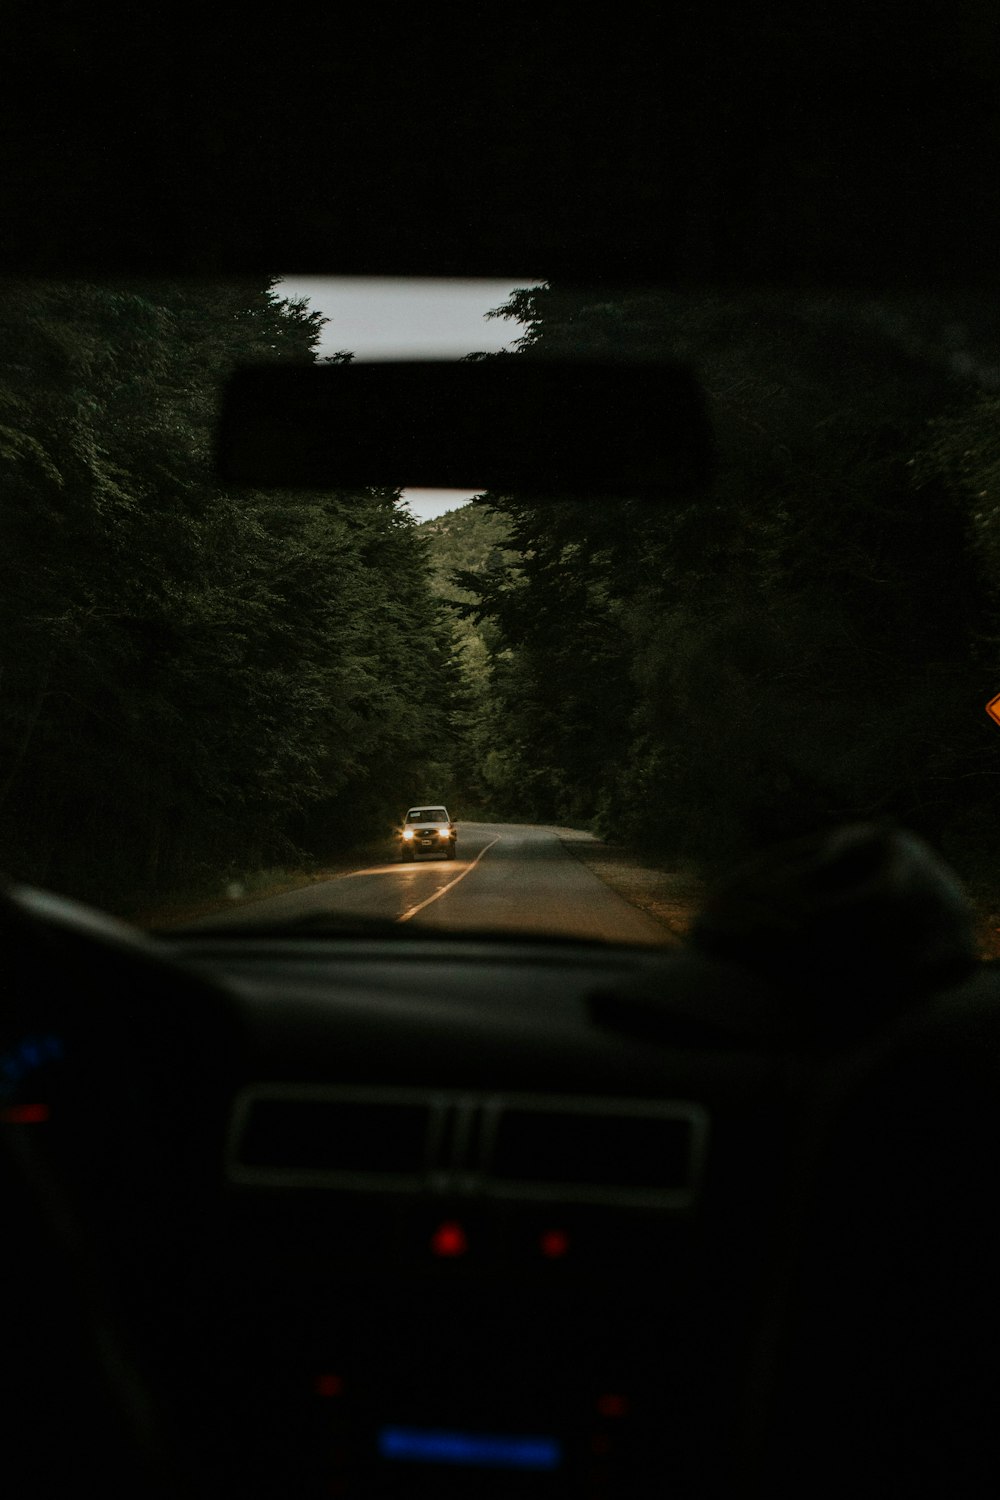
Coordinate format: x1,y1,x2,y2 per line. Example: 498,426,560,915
398,805,457,861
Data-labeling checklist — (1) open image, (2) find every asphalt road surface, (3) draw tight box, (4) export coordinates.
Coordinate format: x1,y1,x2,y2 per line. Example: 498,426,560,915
189,822,669,944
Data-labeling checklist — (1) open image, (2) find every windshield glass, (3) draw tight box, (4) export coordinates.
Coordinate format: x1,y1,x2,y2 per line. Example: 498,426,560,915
3,277,999,953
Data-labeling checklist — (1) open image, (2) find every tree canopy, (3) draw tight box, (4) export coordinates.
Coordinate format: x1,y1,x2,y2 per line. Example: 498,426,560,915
0,278,460,906
6,274,999,908
456,284,999,875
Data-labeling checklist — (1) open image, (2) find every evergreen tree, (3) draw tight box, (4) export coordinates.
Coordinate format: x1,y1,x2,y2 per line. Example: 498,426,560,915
462,285,990,868
0,278,461,904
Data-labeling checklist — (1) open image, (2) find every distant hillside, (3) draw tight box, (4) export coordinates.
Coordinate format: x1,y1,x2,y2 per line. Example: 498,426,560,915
417,501,513,603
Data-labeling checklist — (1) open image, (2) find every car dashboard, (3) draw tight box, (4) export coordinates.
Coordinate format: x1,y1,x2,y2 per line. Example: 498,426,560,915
4,892,1000,1499
0,890,792,1498
184,933,798,1500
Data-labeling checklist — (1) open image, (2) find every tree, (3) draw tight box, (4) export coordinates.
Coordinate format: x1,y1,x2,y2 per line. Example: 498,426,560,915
462,284,990,869
0,278,462,904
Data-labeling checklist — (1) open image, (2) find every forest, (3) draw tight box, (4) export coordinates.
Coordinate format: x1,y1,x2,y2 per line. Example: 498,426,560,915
3,275,1000,912
0,279,460,908
446,286,1000,886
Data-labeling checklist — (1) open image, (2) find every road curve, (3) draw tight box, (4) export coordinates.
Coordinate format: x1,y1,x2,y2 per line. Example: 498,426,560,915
189,822,671,945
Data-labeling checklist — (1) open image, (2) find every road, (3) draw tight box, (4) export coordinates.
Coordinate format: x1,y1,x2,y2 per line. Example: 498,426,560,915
191,822,670,945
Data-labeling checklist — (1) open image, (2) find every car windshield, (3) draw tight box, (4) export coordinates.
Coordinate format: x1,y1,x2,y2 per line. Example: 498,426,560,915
3,277,1000,955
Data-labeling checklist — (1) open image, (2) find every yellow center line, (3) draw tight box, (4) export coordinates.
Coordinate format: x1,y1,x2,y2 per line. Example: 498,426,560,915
396,837,501,923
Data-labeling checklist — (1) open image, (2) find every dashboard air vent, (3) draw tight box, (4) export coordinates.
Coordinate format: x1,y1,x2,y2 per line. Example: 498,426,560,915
228,1087,438,1188
482,1097,708,1208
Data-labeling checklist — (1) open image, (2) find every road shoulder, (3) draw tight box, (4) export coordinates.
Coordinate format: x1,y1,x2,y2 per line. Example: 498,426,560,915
128,843,392,929
547,828,705,946
555,828,1000,962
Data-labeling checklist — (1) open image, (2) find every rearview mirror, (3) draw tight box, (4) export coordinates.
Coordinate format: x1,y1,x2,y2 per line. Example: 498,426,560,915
216,359,712,498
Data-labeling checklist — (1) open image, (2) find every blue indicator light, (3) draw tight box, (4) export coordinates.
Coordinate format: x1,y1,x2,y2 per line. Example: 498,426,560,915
0,1035,64,1100
378,1427,562,1471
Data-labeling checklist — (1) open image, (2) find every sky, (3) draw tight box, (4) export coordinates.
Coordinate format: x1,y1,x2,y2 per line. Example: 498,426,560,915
277,277,538,521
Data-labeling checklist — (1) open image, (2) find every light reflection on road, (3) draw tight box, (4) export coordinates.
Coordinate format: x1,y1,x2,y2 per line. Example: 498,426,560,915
178,824,669,944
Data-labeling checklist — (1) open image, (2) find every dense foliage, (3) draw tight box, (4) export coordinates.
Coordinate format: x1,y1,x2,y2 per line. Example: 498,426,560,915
416,503,514,815
6,275,999,909
456,286,1000,875
0,279,459,906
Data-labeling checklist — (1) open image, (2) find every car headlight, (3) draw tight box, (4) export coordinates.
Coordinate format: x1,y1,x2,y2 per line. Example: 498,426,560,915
402,829,414,840
438,826,449,836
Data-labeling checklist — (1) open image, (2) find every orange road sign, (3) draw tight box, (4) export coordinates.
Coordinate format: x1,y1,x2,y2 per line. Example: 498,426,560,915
987,693,1000,727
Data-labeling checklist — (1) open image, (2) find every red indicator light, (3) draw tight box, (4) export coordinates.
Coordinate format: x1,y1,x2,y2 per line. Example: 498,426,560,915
315,1373,345,1398
596,1393,628,1419
430,1220,468,1257
0,1102,50,1124
539,1228,570,1259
